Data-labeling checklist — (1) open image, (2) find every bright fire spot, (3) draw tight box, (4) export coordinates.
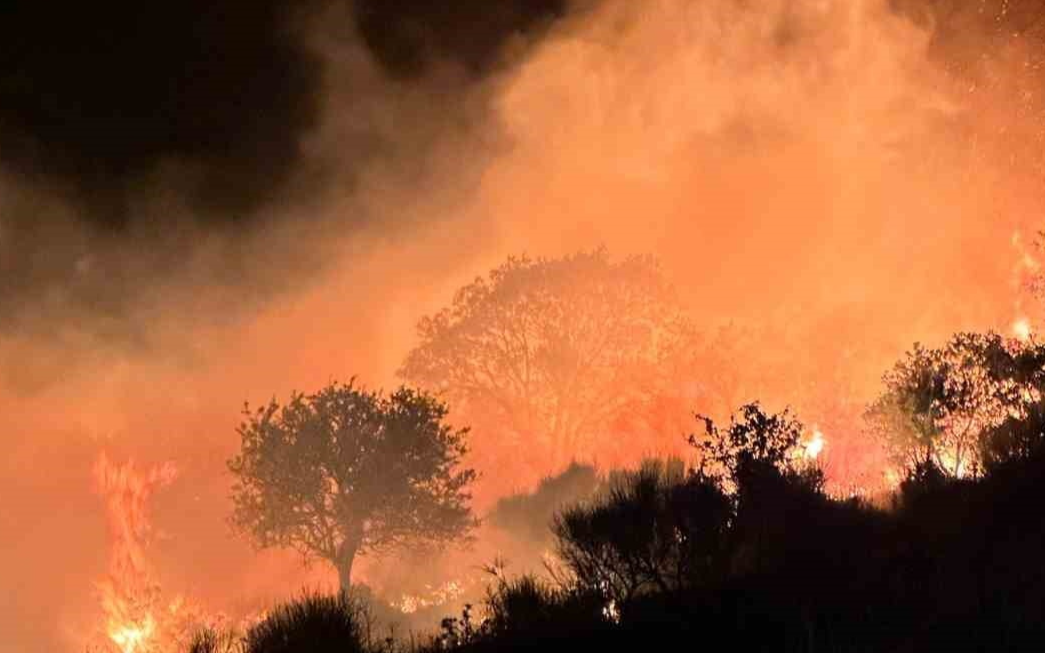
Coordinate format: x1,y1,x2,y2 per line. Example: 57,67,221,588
109,615,155,653
393,579,467,614
93,454,178,653
1013,318,1032,342
804,429,825,460
883,468,902,489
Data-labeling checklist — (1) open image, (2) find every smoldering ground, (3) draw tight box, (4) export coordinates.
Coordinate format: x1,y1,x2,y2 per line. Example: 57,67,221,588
3,1,1045,651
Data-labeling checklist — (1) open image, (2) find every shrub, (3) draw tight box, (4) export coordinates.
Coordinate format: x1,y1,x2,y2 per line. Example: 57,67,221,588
553,459,732,606
243,592,368,653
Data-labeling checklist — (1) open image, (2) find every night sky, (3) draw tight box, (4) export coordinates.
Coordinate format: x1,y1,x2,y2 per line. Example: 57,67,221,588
0,0,565,338
0,0,1040,339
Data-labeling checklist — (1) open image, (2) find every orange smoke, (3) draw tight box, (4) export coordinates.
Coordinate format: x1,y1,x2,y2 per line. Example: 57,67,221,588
5,1,1045,649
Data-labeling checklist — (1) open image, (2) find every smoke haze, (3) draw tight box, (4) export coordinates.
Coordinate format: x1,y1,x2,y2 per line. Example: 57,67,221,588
3,1,1044,650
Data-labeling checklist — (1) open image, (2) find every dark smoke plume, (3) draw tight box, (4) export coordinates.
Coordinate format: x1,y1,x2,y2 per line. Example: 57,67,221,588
0,0,566,348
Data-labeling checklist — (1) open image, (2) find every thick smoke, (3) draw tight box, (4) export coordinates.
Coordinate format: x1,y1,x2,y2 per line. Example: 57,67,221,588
3,1,1045,651
0,0,563,351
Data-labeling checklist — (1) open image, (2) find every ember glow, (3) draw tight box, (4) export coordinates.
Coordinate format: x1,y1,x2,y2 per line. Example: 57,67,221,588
804,429,826,461
109,617,155,653
1014,318,1033,343
393,580,468,615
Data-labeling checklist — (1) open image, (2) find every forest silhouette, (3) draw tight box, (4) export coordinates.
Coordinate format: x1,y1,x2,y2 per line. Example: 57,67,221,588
184,250,1045,652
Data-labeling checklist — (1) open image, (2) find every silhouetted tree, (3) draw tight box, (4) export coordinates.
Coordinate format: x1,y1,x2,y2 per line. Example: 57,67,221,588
692,402,820,489
690,403,824,577
399,249,696,486
980,400,1045,472
228,381,477,591
865,332,1045,476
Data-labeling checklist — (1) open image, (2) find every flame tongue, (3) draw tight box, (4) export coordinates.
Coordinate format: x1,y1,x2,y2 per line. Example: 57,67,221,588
109,615,155,653
94,454,176,653
804,428,826,460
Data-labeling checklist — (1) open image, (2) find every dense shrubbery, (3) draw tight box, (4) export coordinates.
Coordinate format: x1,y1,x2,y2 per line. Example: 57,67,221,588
194,386,1045,652
190,593,372,653
553,459,732,604
439,405,1045,651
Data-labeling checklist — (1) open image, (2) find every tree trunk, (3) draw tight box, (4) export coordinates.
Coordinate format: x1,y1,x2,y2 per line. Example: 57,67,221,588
336,541,358,594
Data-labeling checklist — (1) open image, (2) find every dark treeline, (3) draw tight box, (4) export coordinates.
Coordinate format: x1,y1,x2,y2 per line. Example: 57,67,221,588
187,252,1045,652
195,394,1045,652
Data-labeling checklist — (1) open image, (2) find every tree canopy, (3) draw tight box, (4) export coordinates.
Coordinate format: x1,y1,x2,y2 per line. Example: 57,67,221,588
865,332,1045,477
691,402,824,496
228,381,477,591
399,249,696,491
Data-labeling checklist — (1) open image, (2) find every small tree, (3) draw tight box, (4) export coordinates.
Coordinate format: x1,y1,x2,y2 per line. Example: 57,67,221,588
692,402,820,491
228,381,477,591
865,332,1045,477
690,404,825,578
979,401,1045,471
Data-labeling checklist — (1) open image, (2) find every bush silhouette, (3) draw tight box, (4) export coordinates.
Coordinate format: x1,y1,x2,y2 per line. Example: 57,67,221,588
192,365,1045,652
553,459,732,606
187,630,238,653
243,592,368,653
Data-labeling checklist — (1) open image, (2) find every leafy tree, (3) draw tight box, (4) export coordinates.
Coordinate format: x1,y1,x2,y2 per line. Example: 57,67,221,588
399,249,696,488
690,404,826,578
979,401,1045,472
865,332,1045,477
228,381,477,591
692,402,820,491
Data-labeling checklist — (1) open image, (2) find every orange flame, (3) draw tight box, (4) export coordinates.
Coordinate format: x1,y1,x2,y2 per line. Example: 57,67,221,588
1013,317,1033,343
804,428,826,460
108,616,155,653
93,454,176,653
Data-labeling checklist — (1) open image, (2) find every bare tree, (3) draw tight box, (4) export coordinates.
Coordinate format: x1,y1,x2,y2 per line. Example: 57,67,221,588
228,380,477,591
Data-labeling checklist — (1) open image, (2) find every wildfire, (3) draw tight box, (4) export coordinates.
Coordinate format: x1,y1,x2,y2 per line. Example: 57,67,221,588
93,453,177,653
109,616,155,653
91,453,226,653
804,428,826,460
393,579,468,614
1013,317,1033,342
